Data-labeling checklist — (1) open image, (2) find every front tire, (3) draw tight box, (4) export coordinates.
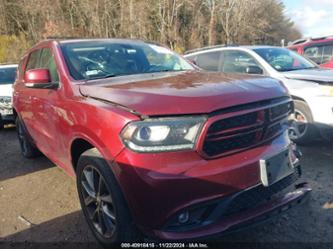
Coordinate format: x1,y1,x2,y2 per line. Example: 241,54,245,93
76,148,141,246
289,100,317,144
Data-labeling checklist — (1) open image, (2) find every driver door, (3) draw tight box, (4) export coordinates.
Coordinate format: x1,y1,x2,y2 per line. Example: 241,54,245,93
26,47,63,160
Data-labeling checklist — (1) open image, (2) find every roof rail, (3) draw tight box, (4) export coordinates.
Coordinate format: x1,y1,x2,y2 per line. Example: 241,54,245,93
290,35,333,45
46,36,155,44
311,34,333,41
46,36,85,40
184,44,238,55
289,38,310,45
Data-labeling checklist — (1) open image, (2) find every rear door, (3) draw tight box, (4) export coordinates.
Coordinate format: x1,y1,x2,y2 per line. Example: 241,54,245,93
192,51,223,71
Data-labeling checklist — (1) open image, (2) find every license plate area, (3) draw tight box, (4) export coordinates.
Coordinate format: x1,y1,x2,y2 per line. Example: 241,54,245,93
260,148,295,187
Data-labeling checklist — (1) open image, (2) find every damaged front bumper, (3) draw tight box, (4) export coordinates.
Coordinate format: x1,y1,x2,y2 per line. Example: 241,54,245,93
155,172,311,240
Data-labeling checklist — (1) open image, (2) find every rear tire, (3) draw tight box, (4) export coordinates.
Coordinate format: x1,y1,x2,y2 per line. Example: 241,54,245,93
16,117,40,158
76,148,141,246
289,100,317,144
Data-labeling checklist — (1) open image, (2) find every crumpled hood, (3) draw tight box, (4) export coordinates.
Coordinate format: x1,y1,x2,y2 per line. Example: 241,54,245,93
282,68,333,84
79,71,289,116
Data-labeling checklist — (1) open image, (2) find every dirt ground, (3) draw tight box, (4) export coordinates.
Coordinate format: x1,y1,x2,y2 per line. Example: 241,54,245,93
0,127,333,246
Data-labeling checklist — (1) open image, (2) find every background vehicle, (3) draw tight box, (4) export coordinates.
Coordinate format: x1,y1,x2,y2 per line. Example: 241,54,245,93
185,46,333,144
288,35,333,69
13,39,310,245
0,64,17,129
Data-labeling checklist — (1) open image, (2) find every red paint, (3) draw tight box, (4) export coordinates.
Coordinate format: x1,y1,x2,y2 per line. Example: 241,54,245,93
13,39,309,239
25,69,51,83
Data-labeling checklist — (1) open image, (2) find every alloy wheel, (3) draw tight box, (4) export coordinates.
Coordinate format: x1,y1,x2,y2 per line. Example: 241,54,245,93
289,109,308,140
81,165,116,238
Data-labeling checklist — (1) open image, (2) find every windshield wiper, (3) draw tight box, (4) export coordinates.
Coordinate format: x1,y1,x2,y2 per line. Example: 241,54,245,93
283,67,316,72
301,67,317,70
87,74,118,80
148,69,190,73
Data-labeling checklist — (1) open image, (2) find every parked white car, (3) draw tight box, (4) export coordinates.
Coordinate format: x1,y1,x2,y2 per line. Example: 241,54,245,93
184,46,333,143
0,64,17,129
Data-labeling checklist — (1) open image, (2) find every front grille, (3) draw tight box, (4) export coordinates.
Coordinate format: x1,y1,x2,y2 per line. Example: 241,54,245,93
204,131,258,156
208,112,259,133
264,123,282,139
270,102,292,121
203,100,292,158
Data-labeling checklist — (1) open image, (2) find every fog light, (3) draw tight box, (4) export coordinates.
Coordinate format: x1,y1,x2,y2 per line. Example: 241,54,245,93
178,211,189,224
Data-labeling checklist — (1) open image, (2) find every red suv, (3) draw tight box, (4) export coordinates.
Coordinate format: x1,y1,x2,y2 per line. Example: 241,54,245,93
288,36,333,68
13,38,311,245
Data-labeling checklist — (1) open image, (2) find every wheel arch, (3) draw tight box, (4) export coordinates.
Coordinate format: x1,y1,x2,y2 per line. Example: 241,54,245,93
290,95,316,119
70,138,95,172
69,132,121,175
291,95,306,102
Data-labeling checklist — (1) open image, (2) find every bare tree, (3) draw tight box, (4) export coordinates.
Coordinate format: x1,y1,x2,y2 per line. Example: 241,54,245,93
0,0,301,62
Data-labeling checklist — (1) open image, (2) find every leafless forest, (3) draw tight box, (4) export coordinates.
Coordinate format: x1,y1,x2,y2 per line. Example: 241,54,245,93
0,0,301,63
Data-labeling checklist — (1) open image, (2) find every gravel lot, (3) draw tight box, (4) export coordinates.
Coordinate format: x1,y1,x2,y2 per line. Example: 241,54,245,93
0,127,332,246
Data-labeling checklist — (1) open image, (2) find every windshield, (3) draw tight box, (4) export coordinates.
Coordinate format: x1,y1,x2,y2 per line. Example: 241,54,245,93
253,47,317,72
60,41,194,80
0,67,17,85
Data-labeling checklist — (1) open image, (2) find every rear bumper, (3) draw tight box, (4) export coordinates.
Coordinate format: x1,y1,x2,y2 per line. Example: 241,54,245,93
153,181,311,240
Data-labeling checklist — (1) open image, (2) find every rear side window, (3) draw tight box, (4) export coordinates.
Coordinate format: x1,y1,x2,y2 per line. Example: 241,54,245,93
39,48,59,82
221,50,261,74
26,50,41,70
304,46,323,64
322,45,333,64
304,43,333,64
196,52,221,71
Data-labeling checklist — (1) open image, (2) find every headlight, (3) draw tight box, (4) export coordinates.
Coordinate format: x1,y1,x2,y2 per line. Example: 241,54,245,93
121,116,207,152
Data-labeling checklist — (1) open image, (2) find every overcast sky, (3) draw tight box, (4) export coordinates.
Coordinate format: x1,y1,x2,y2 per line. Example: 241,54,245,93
283,0,333,38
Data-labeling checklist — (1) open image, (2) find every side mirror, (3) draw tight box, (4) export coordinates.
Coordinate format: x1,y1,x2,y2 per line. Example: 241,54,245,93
246,65,263,75
25,69,58,89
